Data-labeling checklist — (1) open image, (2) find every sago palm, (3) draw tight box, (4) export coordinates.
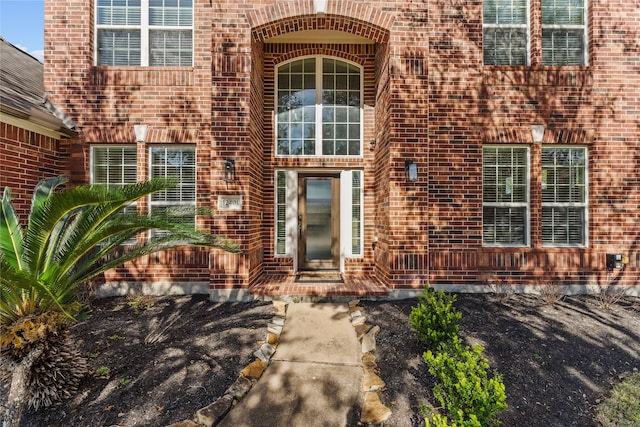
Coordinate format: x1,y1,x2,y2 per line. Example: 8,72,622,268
0,175,237,422
0,175,237,325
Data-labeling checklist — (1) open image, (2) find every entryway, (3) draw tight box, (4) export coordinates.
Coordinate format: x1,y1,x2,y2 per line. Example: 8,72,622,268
297,175,340,270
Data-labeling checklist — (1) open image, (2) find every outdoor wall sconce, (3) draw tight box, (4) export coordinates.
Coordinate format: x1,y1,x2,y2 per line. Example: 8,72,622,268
405,160,418,183
223,159,236,182
134,124,148,143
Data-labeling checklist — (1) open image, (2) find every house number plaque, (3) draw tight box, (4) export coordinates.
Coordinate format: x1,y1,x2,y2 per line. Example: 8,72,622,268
218,195,242,211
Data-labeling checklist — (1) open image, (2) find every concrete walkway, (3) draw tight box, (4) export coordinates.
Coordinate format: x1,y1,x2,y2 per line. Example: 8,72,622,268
217,302,362,427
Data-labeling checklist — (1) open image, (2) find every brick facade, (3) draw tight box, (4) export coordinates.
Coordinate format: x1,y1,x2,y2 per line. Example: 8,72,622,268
42,0,640,296
0,124,68,221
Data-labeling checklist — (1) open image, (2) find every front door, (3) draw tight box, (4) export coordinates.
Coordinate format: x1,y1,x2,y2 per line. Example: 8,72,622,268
298,176,340,270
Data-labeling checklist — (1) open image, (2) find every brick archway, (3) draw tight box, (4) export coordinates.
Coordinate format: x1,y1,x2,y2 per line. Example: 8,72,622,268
247,0,394,44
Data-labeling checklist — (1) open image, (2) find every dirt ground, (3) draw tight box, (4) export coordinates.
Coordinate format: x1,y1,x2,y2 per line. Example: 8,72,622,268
11,292,640,427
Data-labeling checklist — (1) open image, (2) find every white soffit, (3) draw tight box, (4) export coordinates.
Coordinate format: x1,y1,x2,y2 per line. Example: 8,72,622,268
265,30,374,44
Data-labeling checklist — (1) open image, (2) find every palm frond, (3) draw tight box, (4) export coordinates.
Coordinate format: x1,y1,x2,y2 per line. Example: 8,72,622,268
1,187,25,271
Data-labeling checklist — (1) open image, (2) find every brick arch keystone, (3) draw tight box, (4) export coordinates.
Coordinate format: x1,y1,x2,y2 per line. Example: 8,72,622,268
247,0,394,44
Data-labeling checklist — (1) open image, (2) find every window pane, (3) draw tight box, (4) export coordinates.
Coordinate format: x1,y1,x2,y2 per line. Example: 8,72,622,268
542,0,584,25
97,0,141,26
150,30,192,66
92,145,137,187
149,0,193,26
483,207,526,245
483,28,527,65
542,30,584,66
97,30,141,66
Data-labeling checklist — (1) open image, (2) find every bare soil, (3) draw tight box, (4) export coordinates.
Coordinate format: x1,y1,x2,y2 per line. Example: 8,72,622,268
11,292,640,427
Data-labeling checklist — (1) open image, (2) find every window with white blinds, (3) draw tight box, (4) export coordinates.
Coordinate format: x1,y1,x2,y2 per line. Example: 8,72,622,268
149,146,196,230
96,0,193,66
541,147,587,246
92,145,138,188
276,57,362,157
351,171,362,256
483,0,528,65
91,145,138,244
542,0,587,65
482,146,529,246
275,171,287,256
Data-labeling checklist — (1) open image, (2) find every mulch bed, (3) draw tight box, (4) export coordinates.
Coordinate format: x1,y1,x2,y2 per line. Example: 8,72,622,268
8,292,640,427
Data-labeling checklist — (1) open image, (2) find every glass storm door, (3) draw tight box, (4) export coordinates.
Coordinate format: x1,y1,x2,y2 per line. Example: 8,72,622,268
298,176,340,269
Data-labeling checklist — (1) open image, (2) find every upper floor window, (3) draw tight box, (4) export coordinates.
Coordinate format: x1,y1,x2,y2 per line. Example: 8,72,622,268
276,57,362,157
542,0,587,65
483,0,588,66
483,0,529,65
96,0,193,66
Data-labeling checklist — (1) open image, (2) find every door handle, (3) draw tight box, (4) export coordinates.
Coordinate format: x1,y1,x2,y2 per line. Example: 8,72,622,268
298,215,302,238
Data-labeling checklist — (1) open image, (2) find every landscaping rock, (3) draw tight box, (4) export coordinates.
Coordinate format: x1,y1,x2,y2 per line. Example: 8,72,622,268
166,421,197,427
267,323,283,335
361,325,380,353
241,360,267,380
271,316,285,326
351,315,366,327
272,301,287,317
355,323,373,340
266,332,279,345
195,394,234,427
361,391,392,424
226,375,253,400
363,370,385,391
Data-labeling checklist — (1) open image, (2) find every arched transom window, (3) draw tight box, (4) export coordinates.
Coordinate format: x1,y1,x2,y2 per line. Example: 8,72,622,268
276,57,362,157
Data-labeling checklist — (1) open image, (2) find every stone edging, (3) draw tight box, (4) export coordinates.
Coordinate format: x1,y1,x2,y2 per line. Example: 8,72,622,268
348,299,393,425
166,300,288,427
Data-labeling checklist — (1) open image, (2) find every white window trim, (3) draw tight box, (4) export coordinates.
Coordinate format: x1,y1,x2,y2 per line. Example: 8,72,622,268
482,0,531,66
482,145,531,248
340,170,364,264
541,145,588,247
90,144,138,187
90,144,139,245
148,145,197,237
541,0,589,66
274,56,364,158
94,0,194,67
274,170,298,258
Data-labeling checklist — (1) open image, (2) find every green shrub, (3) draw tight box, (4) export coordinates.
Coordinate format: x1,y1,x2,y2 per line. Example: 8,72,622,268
410,287,462,348
424,337,507,426
424,411,482,427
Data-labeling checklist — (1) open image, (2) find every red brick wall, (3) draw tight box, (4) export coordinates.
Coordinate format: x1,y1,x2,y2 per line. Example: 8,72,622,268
44,0,640,293
0,123,68,221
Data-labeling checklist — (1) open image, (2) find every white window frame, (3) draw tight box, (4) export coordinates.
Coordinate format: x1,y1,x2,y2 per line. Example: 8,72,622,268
483,0,530,66
482,145,531,247
95,0,194,67
274,56,364,158
541,146,588,247
340,170,364,261
541,0,588,66
149,145,196,236
90,144,138,244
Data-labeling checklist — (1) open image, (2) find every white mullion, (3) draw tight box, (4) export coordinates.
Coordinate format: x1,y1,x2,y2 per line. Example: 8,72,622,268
140,0,149,66
315,56,323,157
